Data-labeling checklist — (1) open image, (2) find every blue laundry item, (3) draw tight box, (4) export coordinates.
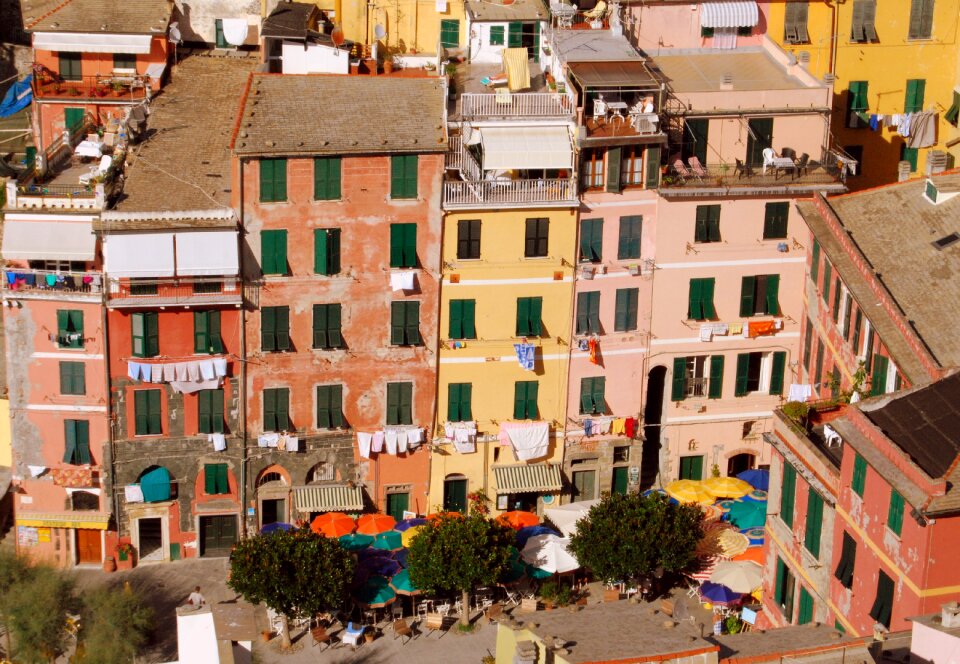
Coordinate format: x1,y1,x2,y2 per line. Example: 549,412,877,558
128,362,142,381
514,343,535,371
0,75,32,118
24,274,36,286
5,272,15,286
584,419,593,435
869,114,879,131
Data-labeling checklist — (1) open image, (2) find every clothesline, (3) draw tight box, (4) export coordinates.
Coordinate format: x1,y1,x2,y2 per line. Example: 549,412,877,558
356,427,425,458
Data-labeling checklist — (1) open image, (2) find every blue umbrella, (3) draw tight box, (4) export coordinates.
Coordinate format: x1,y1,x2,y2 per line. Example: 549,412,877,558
642,488,679,505
260,522,294,535
394,518,427,532
516,525,558,549
742,490,768,503
736,469,769,492
699,581,742,605
391,548,410,568
742,527,765,547
357,555,402,579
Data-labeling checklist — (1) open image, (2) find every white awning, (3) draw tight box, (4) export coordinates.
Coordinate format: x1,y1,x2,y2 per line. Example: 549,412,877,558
481,126,573,171
2,220,95,261
33,32,153,54
700,1,759,28
175,231,239,276
104,233,174,277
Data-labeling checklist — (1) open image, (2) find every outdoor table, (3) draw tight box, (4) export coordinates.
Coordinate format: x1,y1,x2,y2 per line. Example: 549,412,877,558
607,101,628,119
772,157,796,180
75,140,103,159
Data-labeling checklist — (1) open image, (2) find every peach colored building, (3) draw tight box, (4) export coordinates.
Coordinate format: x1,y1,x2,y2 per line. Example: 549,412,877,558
627,0,771,53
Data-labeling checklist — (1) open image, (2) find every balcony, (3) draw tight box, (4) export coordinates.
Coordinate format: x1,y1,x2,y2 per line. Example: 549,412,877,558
32,73,150,101
106,277,242,308
2,269,103,302
458,92,575,121
769,402,849,473
444,178,577,209
659,160,849,197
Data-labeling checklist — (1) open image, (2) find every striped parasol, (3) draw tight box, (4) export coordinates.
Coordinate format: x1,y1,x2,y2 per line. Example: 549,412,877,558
717,529,750,558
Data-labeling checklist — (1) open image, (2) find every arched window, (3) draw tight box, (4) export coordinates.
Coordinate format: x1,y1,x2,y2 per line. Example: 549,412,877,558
258,471,283,487
71,491,100,511
307,462,336,484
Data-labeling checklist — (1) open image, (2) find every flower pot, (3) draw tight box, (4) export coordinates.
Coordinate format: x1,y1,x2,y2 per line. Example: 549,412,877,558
383,60,394,74
261,630,272,643
364,631,376,643
103,556,116,573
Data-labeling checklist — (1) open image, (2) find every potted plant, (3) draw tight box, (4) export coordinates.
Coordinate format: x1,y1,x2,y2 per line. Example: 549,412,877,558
116,542,136,570
540,580,559,609
111,80,125,97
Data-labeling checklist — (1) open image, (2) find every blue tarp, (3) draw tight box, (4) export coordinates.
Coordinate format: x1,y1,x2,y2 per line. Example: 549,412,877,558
0,75,32,118
140,466,172,503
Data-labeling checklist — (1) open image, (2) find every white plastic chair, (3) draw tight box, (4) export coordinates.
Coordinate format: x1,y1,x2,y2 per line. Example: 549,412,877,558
761,147,776,174
78,155,113,185
593,96,607,121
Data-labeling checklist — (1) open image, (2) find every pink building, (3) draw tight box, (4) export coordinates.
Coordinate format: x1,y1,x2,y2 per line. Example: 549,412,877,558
627,0,771,53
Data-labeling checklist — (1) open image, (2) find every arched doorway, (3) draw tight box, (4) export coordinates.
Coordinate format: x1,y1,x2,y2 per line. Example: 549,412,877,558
443,474,468,513
256,465,290,528
727,453,756,477
641,366,667,489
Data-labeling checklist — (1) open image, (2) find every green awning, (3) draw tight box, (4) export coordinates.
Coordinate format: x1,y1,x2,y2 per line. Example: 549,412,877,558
494,463,562,495
293,485,364,512
140,467,171,503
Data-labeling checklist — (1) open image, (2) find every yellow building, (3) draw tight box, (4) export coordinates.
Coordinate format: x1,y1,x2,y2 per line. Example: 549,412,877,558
0,399,9,468
320,0,466,57
767,0,960,189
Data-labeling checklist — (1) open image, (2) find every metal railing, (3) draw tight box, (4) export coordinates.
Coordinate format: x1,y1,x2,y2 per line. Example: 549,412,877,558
107,277,241,304
446,135,482,182
662,162,845,189
444,178,577,208
686,378,710,398
459,93,574,119
3,270,103,295
31,73,149,101
16,182,97,198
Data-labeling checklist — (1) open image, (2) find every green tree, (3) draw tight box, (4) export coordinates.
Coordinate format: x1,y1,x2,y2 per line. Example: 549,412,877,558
228,527,355,648
568,493,704,587
407,514,514,626
76,583,153,664
6,564,77,663
0,549,29,658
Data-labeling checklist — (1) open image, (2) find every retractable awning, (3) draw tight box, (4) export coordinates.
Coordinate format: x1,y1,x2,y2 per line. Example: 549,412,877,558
17,512,110,530
33,32,153,54
700,1,759,28
2,220,95,261
104,232,174,277
481,126,573,171
293,485,365,512
175,231,239,276
494,463,563,494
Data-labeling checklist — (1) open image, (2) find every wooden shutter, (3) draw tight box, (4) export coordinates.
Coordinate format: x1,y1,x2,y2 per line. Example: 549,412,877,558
449,299,464,339
576,292,590,334
592,377,605,413
313,304,328,348
770,351,787,395
822,261,832,303
701,278,716,318
811,239,821,284
588,292,600,332
695,206,709,243
148,389,162,434
645,146,660,189
390,156,404,198
734,353,750,396
275,388,289,430
398,382,412,424
314,229,329,274
784,3,799,42
905,79,926,113
462,300,476,339
276,307,290,351
403,224,417,267
908,0,925,39
708,355,724,399
329,385,343,427
440,19,460,47
74,421,90,464
798,588,814,625
194,311,208,354
852,454,867,495
314,157,341,200
391,302,405,345
405,302,420,345
516,298,530,336
529,298,542,335
263,388,277,431
458,383,472,420
851,0,866,41
134,391,148,435
606,148,622,193
489,25,504,45
781,464,796,527
328,304,342,348
671,357,687,401
261,231,275,274
390,224,404,268
740,276,756,317
614,288,635,332
328,229,341,274
888,490,904,535
765,274,780,315
204,463,218,494
207,311,222,353
508,22,523,47
617,216,641,259
580,378,594,414
871,354,889,395
580,218,602,262
774,558,786,605
261,307,276,351
861,0,876,40
805,488,824,556
63,420,77,463
525,382,538,419
688,279,702,319
198,389,212,433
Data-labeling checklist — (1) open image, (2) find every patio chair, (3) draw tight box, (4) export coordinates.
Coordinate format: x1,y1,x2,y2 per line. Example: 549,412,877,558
688,156,707,181
435,602,451,616
504,589,521,607
593,96,607,122
424,613,448,638
796,153,810,176
311,624,334,650
78,155,112,186
392,617,414,644
734,158,754,179
485,602,504,623
761,147,777,174
416,600,433,618
341,622,365,649
673,159,691,181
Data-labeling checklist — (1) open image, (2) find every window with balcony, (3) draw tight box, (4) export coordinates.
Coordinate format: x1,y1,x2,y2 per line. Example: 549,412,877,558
390,301,421,346
386,382,413,425
316,384,344,429
671,355,724,400
131,312,159,358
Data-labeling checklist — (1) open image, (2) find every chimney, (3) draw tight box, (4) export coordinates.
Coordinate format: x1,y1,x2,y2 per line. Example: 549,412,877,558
942,602,960,628
926,150,949,175
898,161,912,182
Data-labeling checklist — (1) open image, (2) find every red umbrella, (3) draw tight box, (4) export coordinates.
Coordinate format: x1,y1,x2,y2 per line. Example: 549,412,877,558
356,513,397,535
498,511,539,530
310,512,355,538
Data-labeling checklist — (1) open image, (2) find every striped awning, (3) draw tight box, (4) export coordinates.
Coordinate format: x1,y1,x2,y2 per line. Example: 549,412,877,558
16,512,110,530
700,1,759,28
494,463,563,495
293,485,364,512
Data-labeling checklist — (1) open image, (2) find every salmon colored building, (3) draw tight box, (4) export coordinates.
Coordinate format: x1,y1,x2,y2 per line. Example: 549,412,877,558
233,74,446,525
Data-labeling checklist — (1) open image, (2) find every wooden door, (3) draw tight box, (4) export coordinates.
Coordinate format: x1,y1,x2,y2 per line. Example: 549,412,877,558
76,529,101,564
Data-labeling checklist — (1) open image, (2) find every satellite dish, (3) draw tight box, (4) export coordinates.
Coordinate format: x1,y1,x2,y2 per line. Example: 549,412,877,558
168,21,181,44
374,24,386,40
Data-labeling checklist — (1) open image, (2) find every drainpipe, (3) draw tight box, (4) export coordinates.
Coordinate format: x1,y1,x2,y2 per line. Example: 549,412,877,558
102,248,118,544
826,0,839,78
237,158,250,538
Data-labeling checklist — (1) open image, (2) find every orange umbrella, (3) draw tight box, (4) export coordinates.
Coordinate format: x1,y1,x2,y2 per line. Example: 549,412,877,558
732,546,765,565
427,511,464,522
310,512,355,538
356,513,397,535
498,511,539,530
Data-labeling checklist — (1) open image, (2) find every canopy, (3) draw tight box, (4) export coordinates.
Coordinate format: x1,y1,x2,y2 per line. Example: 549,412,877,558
498,511,539,530
520,534,579,574
502,47,531,91
372,531,403,551
736,469,770,492
516,525,559,548
700,1,759,28
665,480,716,505
310,512,355,538
140,467,171,503
338,533,374,551
354,576,396,608
544,499,599,538
33,32,153,54
709,560,762,593
481,126,572,171
175,231,239,276
400,526,424,548
3,220,95,261
0,75,32,118
728,500,766,530
104,233,174,278
567,61,656,88
16,512,109,530
494,463,563,495
356,513,397,535
699,581,742,605
702,477,752,499
390,569,423,595
293,484,364,512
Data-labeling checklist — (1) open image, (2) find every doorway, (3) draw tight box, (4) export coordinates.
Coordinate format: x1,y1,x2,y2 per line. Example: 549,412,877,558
76,529,102,564
572,470,597,501
386,493,409,522
200,515,238,557
261,498,285,526
612,467,629,495
641,366,667,489
443,477,468,513
137,517,163,561
727,453,756,477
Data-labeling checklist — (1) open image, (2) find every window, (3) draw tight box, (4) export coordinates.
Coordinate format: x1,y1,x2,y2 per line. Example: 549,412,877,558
579,218,602,263
390,155,418,199
708,356,724,399
312,304,343,349
57,310,84,348
904,79,926,113
908,0,934,40
259,158,287,202
198,388,224,434
63,420,91,465
617,216,642,260
620,146,644,186
386,492,410,522
888,489,905,536
580,377,606,415
489,25,505,45
457,219,481,259
774,557,796,619
781,463,797,528
852,309,863,354
695,205,721,243
845,81,870,128
842,294,854,339
901,145,918,172
852,454,867,497
134,389,162,436
576,292,601,335
314,229,341,275
64,107,84,134
870,354,889,396
850,0,877,42
193,280,222,295
390,301,421,346
316,384,344,429
449,299,476,340
261,229,288,275
390,223,417,268
204,463,229,495
682,119,708,165
261,306,290,352
194,311,223,354
314,157,342,200
59,361,85,395
784,2,810,43
679,455,704,480
869,570,895,628
440,19,460,47
113,52,136,70
614,288,639,332
263,388,290,431
740,274,780,316
131,312,159,358
804,488,825,557
524,218,549,257
835,532,857,588
701,26,714,38
763,202,789,239
214,19,228,48
513,381,539,420
687,278,716,320
734,352,763,396
798,587,814,625
803,323,813,373
386,382,413,425
814,342,825,390
516,297,543,336
746,118,773,166
447,383,473,421
811,239,821,285
581,150,605,189
129,282,158,297
822,261,832,303
676,356,708,399
58,52,81,81
613,446,629,463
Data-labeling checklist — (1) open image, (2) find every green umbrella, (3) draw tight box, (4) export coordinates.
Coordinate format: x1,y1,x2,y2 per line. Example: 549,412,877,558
499,558,527,583
524,563,553,580
339,533,375,551
355,575,396,608
728,499,767,530
389,569,424,596
372,530,403,551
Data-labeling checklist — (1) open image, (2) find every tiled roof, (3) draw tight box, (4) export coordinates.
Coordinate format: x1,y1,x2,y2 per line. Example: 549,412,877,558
112,53,257,216
649,48,813,92
261,1,317,39
233,75,447,157
465,0,548,22
22,0,173,33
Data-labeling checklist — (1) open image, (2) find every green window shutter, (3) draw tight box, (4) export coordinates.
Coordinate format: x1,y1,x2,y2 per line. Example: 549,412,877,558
645,146,660,189
208,389,225,433
781,464,797,528
261,230,287,275
74,421,90,464
391,302,405,345
330,385,344,428
462,300,476,339
449,299,463,339
313,304,328,348
766,274,780,315
215,19,227,47
204,463,218,494
671,357,687,402
770,351,787,395
198,389,212,433
804,488,824,557
529,298,543,336
448,383,473,421
58,310,84,348
735,353,751,396
208,311,222,353
145,312,159,357
405,302,420,345
390,224,404,268
217,464,229,494
314,157,342,200
701,279,716,318
774,558,786,605
148,389,161,434
946,91,960,126
263,388,277,431
592,377,605,413
579,218,602,262
514,382,537,419
694,206,709,243
835,531,857,588
328,304,343,348
386,383,400,425
60,361,85,395
740,276,756,317
314,229,329,274
852,454,867,496
811,239,821,284
822,261,832,303
134,391,148,435
870,571,895,628
259,159,287,202
888,490,905,535
614,288,638,332
618,216,641,259
902,146,918,172
508,22,523,47
798,587,814,625
440,19,460,47
576,292,592,334
871,355,889,396
905,79,926,113
262,307,276,351
459,383,472,420
516,298,530,336
194,311,208,354
399,382,413,424
276,307,290,351
580,378,594,414
764,202,789,239
390,156,404,198
831,280,842,323
706,205,721,241
276,388,290,430
391,155,418,199
404,224,417,267
63,420,77,463
688,279,703,319
605,147,622,193
489,25,505,45
525,382,538,419
708,355,724,399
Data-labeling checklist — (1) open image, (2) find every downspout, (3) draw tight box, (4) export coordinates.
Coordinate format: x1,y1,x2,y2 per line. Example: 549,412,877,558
238,157,249,538
102,243,118,546
826,0,839,78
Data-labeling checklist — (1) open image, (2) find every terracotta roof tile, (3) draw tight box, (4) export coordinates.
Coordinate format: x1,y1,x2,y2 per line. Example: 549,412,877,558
22,0,173,33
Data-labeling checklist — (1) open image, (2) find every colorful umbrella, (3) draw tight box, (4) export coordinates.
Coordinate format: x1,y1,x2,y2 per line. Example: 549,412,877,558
357,513,397,535
736,469,770,492
699,581,742,606
525,564,554,580
717,530,750,558
742,490,768,503
728,500,766,530
391,548,409,568
357,555,401,579
665,480,716,505
715,500,736,514
394,517,427,532
499,559,527,583
338,533,374,551
389,569,424,596
702,477,753,499
260,522,293,534
498,511,540,530
742,527,765,546
311,512,355,538
355,576,396,608
731,547,764,565
700,505,723,523
544,499,601,537
401,525,424,548
516,525,559,548
709,561,762,593
520,534,579,574
372,530,403,551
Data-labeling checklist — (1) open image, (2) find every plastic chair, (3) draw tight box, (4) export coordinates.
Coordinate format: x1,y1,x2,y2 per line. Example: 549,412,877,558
673,159,692,181
761,147,777,174
341,622,365,648
593,95,607,122
688,156,707,181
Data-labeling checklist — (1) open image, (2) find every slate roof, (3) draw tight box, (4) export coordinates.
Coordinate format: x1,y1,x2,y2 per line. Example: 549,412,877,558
464,0,548,22
261,1,319,39
233,75,447,157
22,0,173,33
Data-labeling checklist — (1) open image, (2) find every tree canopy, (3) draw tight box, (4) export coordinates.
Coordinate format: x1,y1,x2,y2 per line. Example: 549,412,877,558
77,583,154,664
6,563,78,664
568,493,704,585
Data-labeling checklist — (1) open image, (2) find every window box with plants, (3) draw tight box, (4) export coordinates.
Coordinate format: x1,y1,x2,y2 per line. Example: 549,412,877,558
116,542,137,570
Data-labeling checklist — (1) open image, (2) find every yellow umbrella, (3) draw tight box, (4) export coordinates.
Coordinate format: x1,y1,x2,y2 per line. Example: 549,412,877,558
717,529,750,558
401,526,424,548
703,476,753,499
665,480,716,505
